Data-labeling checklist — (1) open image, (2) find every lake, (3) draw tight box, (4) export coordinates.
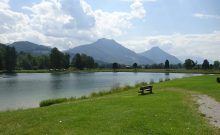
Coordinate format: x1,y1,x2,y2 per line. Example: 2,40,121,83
0,72,199,111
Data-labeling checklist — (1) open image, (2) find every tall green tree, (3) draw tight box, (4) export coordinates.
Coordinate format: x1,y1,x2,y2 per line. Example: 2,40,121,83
165,60,169,69
202,59,209,69
112,62,119,71
0,52,3,70
50,48,62,69
82,55,95,69
5,46,16,72
72,53,83,70
214,61,220,69
133,63,138,71
37,55,50,69
184,59,195,69
63,53,70,69
71,53,96,69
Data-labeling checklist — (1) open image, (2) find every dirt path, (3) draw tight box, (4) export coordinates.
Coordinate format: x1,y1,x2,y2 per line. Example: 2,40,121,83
193,94,220,128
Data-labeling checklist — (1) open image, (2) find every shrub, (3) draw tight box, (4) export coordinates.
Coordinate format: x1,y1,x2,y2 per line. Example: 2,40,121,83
159,78,164,82
165,78,171,81
149,79,155,84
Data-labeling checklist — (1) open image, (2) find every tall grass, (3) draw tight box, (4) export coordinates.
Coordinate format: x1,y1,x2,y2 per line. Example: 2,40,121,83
39,98,68,107
39,82,149,107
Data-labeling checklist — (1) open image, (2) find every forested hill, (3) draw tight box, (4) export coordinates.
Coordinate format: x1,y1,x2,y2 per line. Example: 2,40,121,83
9,41,51,55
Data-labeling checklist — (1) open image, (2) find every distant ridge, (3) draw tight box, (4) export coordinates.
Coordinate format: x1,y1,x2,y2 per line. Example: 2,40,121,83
5,40,184,65
140,46,182,64
66,38,154,65
9,41,51,55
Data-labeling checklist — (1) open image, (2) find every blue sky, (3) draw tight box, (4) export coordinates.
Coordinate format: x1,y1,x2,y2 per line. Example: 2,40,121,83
0,0,220,61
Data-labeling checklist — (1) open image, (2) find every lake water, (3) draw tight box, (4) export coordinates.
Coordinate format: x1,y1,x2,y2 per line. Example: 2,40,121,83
0,72,199,111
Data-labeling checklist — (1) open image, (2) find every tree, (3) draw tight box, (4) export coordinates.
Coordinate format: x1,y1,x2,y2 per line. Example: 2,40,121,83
63,53,70,69
37,55,50,69
112,62,119,71
164,60,169,69
184,59,195,69
71,53,97,70
72,53,83,70
0,52,2,70
4,46,16,72
50,48,62,69
214,61,220,69
202,59,209,70
133,63,138,70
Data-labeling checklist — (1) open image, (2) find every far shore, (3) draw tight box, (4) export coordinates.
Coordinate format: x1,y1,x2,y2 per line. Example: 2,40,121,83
0,68,220,74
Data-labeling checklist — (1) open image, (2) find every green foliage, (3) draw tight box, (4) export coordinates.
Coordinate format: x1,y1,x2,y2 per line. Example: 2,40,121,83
50,48,63,69
0,52,3,70
202,59,209,70
164,59,169,69
17,52,50,70
4,46,16,72
39,98,68,107
214,61,220,69
71,53,96,70
112,62,119,71
132,63,138,69
49,48,70,70
63,53,70,69
184,59,195,69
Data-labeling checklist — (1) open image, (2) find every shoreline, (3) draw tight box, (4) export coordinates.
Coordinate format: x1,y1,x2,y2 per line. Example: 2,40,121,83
0,68,220,74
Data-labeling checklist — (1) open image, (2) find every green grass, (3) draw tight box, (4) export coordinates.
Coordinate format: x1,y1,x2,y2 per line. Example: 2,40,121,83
40,98,68,107
0,75,220,134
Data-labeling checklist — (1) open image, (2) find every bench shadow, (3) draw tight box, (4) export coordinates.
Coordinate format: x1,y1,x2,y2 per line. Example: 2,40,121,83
138,92,154,96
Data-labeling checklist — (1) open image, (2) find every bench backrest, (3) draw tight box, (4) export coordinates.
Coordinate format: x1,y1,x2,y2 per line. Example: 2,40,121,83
140,86,152,90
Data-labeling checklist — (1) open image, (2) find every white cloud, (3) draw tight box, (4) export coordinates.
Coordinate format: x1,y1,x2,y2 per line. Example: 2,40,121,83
194,13,220,20
120,31,220,61
0,0,147,49
0,0,10,9
130,0,146,18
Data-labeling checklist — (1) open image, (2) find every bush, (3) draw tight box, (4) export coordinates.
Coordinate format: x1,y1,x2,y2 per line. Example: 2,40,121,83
149,79,155,84
40,98,68,107
159,78,164,82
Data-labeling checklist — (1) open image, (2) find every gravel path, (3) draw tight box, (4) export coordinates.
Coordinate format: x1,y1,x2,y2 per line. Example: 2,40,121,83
194,94,220,128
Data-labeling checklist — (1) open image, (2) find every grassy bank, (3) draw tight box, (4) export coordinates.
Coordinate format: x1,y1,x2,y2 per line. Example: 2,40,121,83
0,75,220,134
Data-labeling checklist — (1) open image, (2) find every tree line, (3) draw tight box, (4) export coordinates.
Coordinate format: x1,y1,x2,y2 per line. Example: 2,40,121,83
0,46,97,72
111,59,220,70
0,45,219,72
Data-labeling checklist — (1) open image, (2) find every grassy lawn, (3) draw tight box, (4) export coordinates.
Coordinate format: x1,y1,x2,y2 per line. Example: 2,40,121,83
0,75,220,134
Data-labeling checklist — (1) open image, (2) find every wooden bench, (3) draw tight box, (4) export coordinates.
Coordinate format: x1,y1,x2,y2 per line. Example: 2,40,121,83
217,77,220,83
138,86,153,95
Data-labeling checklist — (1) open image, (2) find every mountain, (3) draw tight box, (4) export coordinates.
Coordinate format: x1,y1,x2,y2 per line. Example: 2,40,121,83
66,38,154,65
139,47,182,64
9,41,51,55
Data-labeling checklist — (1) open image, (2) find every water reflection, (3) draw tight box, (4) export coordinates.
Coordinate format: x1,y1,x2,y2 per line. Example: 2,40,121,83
50,73,64,90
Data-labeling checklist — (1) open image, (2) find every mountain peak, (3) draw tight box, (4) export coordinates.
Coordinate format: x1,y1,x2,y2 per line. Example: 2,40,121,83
96,38,115,43
13,41,32,44
67,39,154,65
140,47,182,64
150,46,162,51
